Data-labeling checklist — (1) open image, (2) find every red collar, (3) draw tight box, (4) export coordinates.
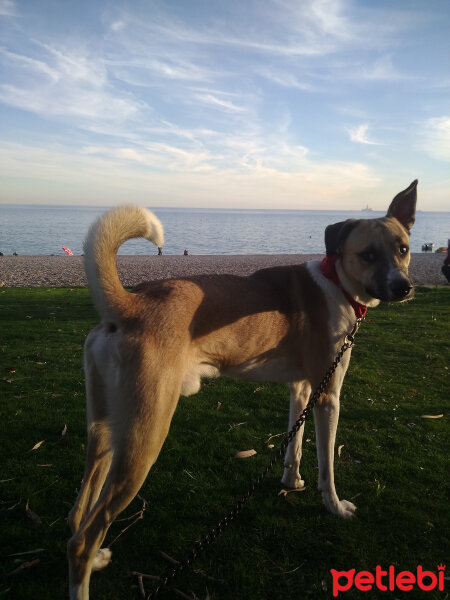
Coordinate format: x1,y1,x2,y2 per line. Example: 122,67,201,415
320,255,368,319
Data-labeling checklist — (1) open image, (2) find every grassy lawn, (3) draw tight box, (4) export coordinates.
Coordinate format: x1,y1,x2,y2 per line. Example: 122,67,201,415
1,287,449,599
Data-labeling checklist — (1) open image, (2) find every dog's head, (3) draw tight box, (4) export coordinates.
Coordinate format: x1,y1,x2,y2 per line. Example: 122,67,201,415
325,180,418,306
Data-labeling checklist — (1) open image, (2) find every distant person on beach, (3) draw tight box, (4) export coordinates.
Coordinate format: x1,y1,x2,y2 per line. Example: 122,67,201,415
13,252,18,256
184,249,189,256
0,252,3,256
442,240,450,283
157,247,163,255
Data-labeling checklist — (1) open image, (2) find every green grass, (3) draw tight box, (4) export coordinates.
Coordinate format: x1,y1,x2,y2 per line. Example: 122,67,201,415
1,287,449,600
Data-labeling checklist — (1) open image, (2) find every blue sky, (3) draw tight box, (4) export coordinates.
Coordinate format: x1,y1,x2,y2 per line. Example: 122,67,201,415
0,0,449,210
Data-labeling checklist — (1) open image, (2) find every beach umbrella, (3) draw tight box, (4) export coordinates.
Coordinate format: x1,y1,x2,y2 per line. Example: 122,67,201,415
62,246,74,256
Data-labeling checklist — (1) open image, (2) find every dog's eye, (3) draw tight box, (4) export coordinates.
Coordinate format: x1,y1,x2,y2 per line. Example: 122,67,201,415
399,245,409,255
359,251,377,263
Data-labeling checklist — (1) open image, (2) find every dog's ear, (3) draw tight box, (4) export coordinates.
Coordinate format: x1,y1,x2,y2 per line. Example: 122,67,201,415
386,179,418,231
324,219,357,256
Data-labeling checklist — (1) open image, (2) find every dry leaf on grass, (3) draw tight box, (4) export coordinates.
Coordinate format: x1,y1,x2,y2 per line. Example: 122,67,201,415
278,488,307,497
338,444,344,458
61,424,67,436
266,432,284,443
228,421,247,432
30,440,45,451
420,414,444,419
6,558,40,577
25,500,42,524
8,549,46,557
235,449,257,459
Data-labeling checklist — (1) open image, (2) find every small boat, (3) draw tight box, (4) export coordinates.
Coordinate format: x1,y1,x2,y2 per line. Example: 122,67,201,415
62,246,74,256
361,205,373,212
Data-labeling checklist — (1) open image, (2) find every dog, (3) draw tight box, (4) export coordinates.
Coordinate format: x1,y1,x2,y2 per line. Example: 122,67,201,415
67,180,418,599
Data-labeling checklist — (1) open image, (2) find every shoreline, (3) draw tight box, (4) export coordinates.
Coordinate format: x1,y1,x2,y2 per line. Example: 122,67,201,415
0,253,447,287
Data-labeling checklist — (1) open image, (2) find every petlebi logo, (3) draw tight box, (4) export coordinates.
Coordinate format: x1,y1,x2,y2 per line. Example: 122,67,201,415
330,564,446,596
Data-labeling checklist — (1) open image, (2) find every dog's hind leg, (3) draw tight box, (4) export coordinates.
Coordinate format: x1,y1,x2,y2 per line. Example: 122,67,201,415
68,422,112,534
67,378,181,600
281,380,311,490
68,352,113,536
313,358,356,519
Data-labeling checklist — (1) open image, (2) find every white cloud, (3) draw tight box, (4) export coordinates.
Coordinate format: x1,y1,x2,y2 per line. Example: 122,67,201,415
0,1,416,135
349,124,382,145
1,0,449,211
83,143,213,172
0,0,15,16
302,0,353,39
103,0,360,74
0,42,146,123
110,20,125,32
34,41,107,87
362,55,402,81
0,47,59,82
194,93,247,114
0,81,143,121
420,116,450,162
254,66,316,91
0,139,379,208
109,57,211,85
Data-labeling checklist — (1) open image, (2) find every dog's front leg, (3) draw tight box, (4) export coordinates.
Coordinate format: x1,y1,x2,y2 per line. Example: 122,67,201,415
281,380,311,489
313,360,356,519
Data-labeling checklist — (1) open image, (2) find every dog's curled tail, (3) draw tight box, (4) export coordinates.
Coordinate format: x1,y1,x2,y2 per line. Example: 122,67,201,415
84,205,164,319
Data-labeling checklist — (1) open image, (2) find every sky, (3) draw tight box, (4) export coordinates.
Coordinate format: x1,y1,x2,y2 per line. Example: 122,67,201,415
0,0,449,210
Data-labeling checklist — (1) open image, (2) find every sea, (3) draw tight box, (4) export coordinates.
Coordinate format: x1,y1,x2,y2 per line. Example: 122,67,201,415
0,204,449,256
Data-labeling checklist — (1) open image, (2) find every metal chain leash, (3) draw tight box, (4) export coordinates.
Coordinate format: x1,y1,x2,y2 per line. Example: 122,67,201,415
148,318,363,599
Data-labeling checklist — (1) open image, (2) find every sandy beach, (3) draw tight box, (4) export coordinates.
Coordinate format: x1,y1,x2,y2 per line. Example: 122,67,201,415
0,253,447,287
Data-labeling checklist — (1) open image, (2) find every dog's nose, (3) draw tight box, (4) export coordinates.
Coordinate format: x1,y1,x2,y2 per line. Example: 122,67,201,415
390,279,413,299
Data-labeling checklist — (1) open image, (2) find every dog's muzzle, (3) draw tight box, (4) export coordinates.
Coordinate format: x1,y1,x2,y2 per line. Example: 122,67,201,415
367,274,414,303
389,277,413,300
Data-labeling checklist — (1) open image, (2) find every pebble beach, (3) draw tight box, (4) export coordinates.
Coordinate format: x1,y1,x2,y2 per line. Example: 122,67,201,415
0,253,447,287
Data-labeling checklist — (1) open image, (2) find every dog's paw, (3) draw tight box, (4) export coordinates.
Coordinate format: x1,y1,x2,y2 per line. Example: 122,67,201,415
281,472,305,490
337,499,357,519
322,493,357,519
92,548,112,571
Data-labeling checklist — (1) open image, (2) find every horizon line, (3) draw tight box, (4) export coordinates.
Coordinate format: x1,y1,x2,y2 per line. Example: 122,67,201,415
1,203,449,215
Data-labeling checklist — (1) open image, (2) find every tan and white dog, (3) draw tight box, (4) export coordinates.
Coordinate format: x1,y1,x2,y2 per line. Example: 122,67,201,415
68,180,418,599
